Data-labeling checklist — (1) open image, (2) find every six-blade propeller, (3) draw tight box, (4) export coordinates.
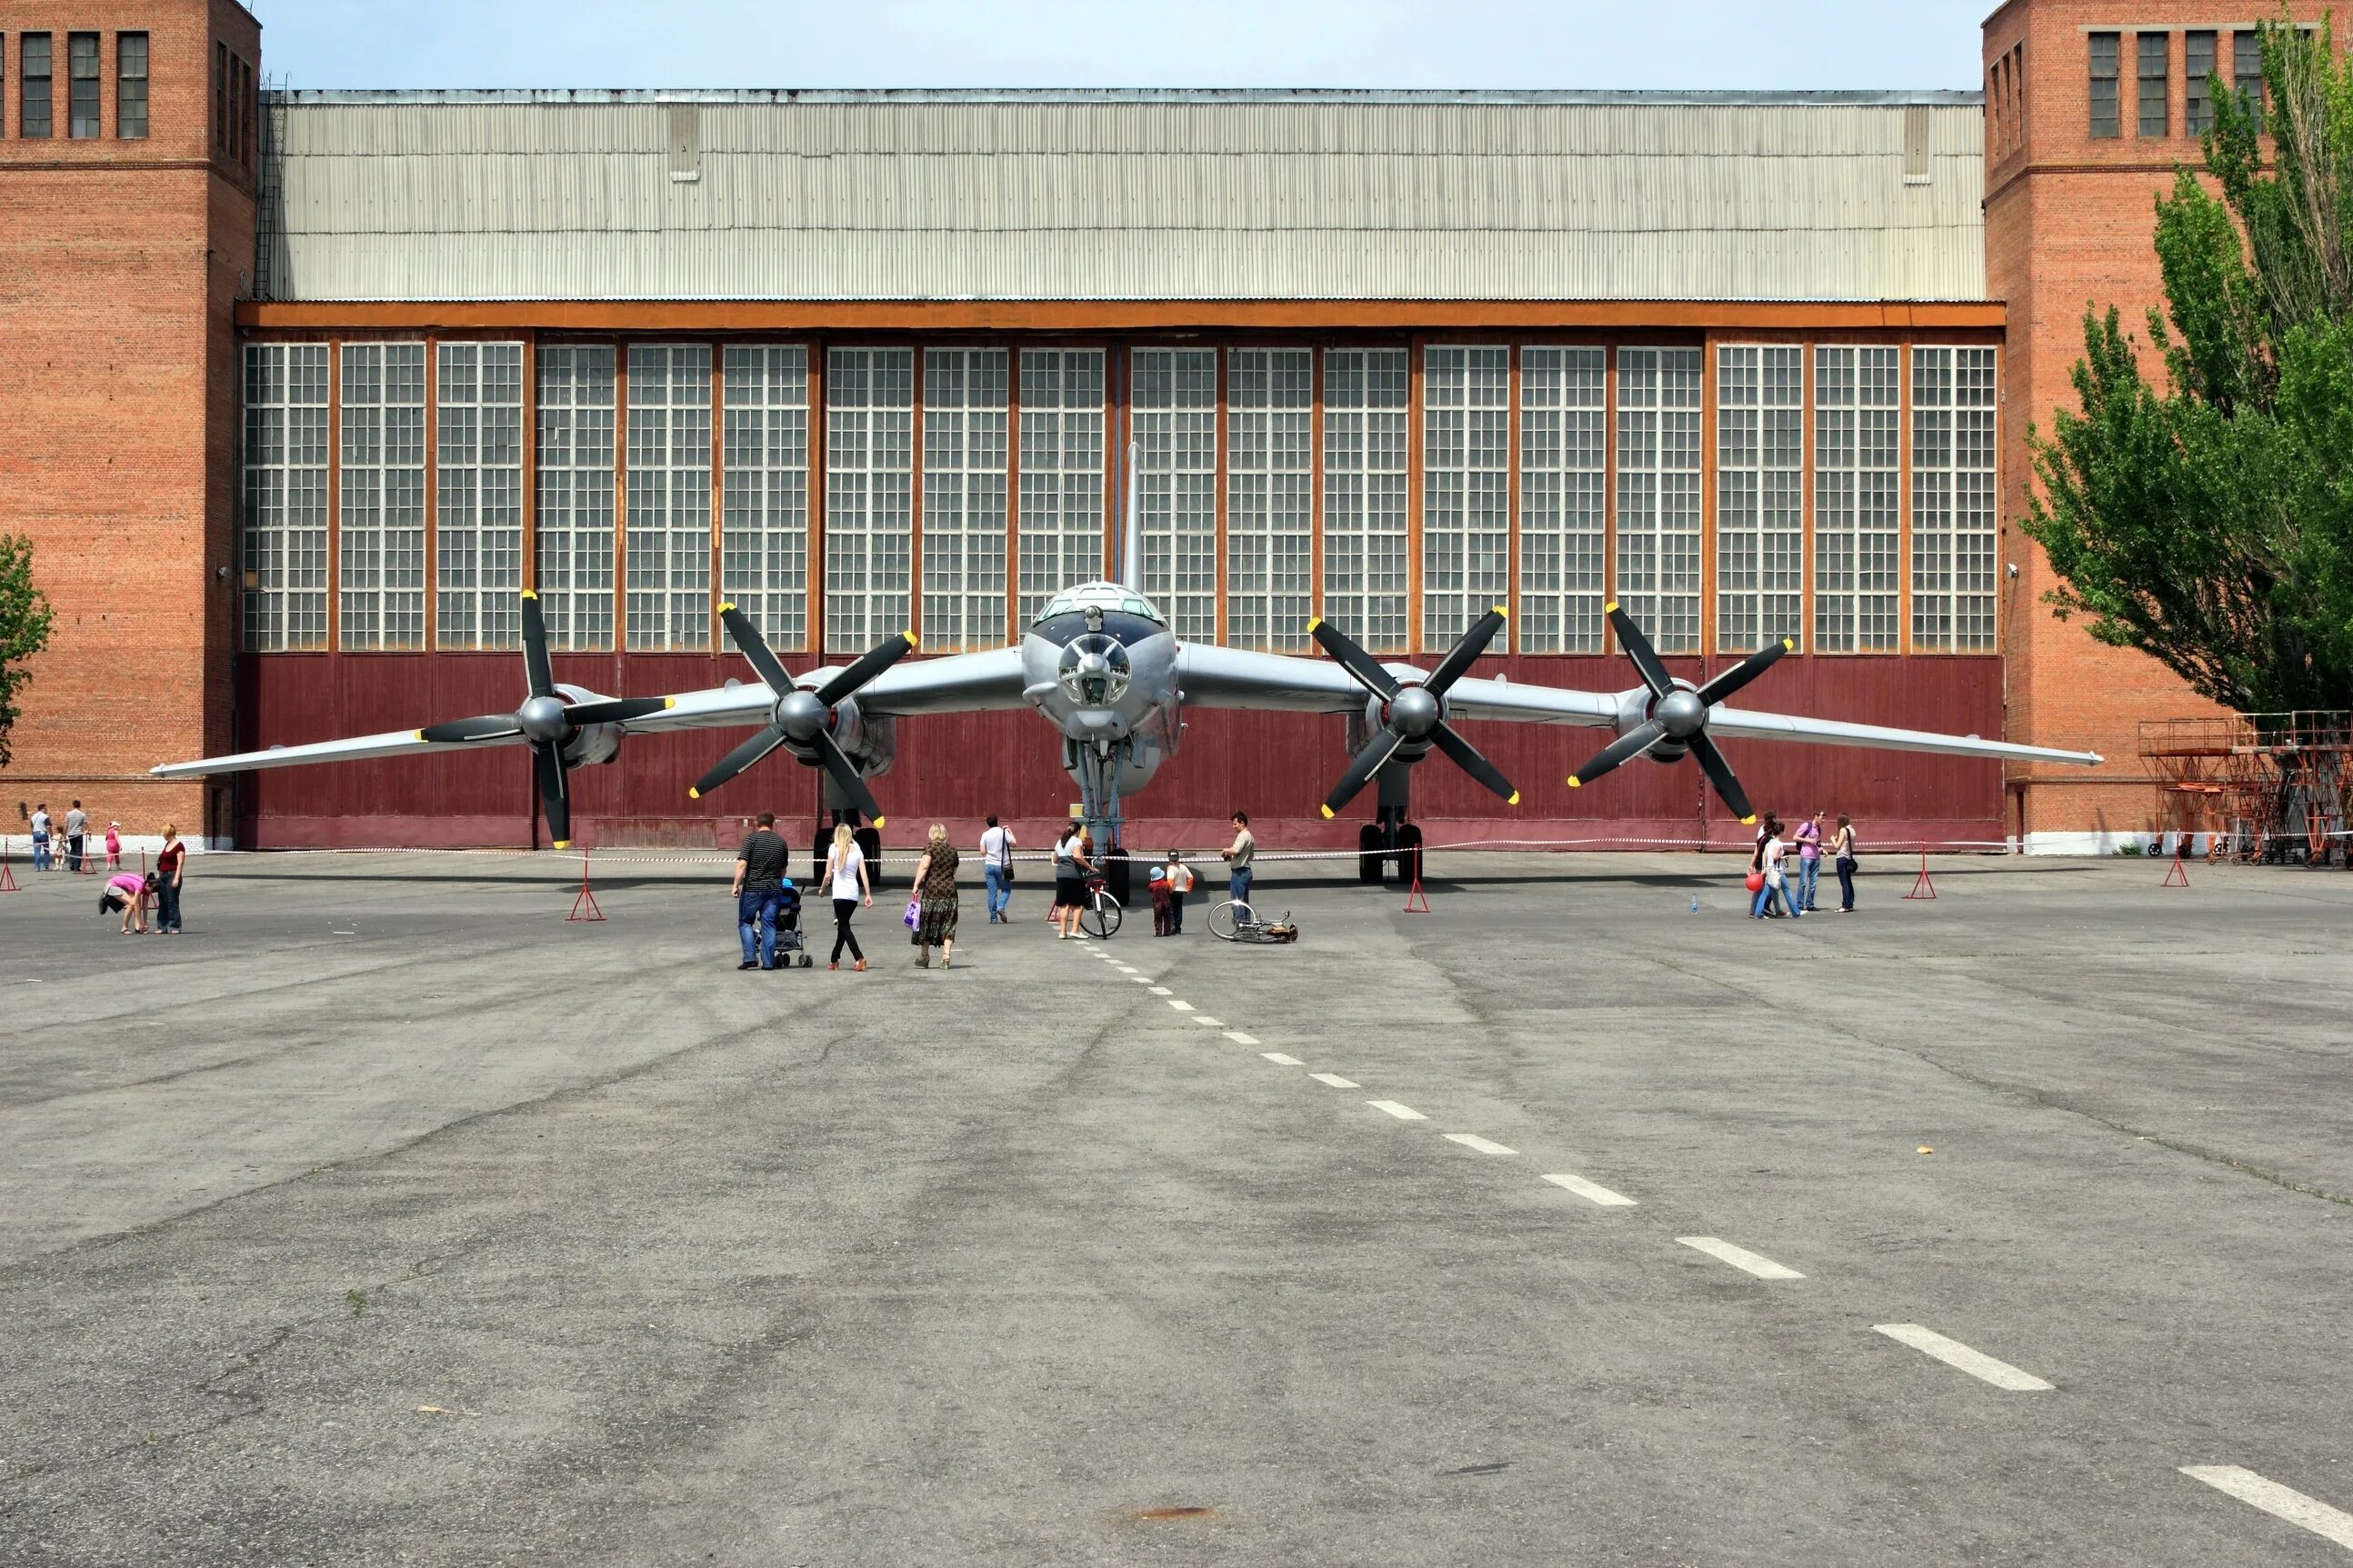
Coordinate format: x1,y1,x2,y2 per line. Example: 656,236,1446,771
414,591,673,847
686,604,916,824
1564,602,1792,825
1308,607,1522,818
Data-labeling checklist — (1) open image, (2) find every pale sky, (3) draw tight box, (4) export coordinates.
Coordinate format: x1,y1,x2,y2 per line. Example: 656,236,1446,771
252,1,1997,94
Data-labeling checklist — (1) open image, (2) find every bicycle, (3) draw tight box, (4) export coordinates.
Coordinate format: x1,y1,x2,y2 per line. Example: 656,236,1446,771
1207,898,1299,944
1079,875,1123,939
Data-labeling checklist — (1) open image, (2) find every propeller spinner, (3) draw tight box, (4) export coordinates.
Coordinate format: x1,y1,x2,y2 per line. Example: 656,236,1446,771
1564,602,1792,825
687,604,917,823
413,591,674,848
1308,607,1521,818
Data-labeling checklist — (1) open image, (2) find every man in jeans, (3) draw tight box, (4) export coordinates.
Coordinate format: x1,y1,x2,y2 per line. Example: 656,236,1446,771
1793,811,1824,913
979,814,1015,924
1220,811,1256,908
730,811,792,970
64,801,87,874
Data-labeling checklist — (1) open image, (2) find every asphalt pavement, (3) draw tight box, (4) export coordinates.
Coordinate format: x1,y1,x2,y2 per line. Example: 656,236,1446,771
2,847,2349,1566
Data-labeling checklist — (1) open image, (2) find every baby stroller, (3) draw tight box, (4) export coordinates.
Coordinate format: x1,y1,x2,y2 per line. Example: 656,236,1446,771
771,880,814,968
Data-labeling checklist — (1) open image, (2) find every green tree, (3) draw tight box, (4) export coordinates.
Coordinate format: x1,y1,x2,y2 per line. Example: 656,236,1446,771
0,533,56,770
2025,17,2353,714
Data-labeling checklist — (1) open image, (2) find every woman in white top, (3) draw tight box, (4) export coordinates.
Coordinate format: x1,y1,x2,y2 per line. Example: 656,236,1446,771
823,823,874,970
979,814,1016,924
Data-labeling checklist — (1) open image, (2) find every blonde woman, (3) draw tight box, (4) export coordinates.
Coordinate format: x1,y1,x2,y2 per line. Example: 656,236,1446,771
823,823,872,971
908,823,961,969
155,824,187,934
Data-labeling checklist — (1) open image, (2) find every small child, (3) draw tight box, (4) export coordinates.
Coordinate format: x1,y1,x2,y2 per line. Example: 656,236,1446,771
104,821,122,872
1147,860,1171,935
1164,849,1195,935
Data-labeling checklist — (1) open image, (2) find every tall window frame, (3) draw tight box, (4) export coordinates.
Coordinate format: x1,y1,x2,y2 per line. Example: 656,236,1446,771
1517,345,1607,653
1016,349,1106,624
1813,345,1900,654
536,345,617,651
825,347,915,654
2186,30,2218,137
23,32,53,138
720,345,810,653
1225,347,1313,652
920,346,1011,651
1134,347,1219,642
1910,345,1999,653
1614,346,1704,654
338,343,427,651
1421,345,1510,651
2089,32,2121,139
435,342,526,651
1715,344,1805,654
240,343,329,652
66,31,98,139
1320,347,1410,653
623,343,714,653
116,32,148,139
2234,29,2264,134
2138,31,2170,139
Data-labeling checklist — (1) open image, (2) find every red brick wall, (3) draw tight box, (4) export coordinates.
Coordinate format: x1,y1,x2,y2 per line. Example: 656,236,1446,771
1985,0,2351,840
0,0,255,842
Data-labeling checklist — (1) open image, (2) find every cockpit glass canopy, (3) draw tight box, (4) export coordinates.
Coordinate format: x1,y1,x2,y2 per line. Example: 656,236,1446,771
1032,582,1166,627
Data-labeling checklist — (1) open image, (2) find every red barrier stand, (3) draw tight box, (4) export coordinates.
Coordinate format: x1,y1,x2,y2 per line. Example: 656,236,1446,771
0,844,15,893
1903,852,1937,901
1402,877,1432,914
566,851,606,923
2161,850,2190,887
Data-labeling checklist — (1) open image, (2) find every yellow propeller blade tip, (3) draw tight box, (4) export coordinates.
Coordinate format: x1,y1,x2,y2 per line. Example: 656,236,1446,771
687,788,701,801
1318,804,1335,820
1491,604,1508,618
1306,616,1323,633
1782,637,1795,652
1507,791,1521,805
1565,776,1582,789
874,816,886,829
717,601,736,614
1603,601,1619,614
412,729,426,741
1740,814,1757,825
903,630,919,646
551,839,569,850
520,589,537,601
663,696,677,709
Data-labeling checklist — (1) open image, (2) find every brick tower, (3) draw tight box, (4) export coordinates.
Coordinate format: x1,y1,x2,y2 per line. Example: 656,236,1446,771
0,0,257,845
1983,1,2350,847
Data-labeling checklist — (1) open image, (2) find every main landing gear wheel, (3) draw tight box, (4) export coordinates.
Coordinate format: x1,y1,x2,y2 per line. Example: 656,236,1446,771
1357,824,1385,884
1081,889,1123,939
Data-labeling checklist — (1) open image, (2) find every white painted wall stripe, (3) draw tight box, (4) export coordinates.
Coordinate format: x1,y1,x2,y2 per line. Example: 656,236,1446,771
1871,1323,2051,1391
1444,1134,1517,1155
1224,1032,1261,1045
2180,1466,2353,1549
1367,1100,1427,1121
1677,1237,1805,1280
1542,1173,1637,1206
1310,1073,1359,1088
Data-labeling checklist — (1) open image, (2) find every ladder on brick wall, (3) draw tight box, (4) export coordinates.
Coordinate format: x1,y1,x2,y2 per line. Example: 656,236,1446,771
252,75,287,301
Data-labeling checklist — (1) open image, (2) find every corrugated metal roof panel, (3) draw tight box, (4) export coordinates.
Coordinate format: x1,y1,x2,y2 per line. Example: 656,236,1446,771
262,94,1988,304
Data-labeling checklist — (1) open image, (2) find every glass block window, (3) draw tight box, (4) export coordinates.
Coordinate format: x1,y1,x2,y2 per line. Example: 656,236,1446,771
826,347,915,654
1226,348,1312,652
1813,346,1900,653
1016,349,1106,623
1911,345,1999,652
1134,347,1218,641
536,345,616,651
1614,347,1703,654
1421,345,1510,652
436,342,526,650
1716,344,1805,653
721,345,809,652
339,343,426,651
1518,346,1606,653
1321,348,1410,652
624,344,713,652
922,347,1010,651
240,343,328,651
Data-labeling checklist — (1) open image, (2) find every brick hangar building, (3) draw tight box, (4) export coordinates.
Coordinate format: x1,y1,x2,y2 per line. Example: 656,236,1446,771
0,0,2310,853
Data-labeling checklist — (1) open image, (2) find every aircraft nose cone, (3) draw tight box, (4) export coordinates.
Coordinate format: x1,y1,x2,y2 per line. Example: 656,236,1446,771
775,687,828,741
1390,684,1441,735
517,694,571,745
1656,687,1707,738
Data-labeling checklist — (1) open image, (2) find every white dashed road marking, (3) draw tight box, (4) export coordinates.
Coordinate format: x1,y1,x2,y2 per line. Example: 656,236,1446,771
1871,1324,2051,1391
1367,1100,1427,1122
1192,1016,1225,1027
1129,977,1150,984
1542,1173,1637,1206
1223,1032,1260,1045
1309,1073,1359,1088
2179,1466,2353,1549
1260,1052,1305,1066
1114,964,1138,973
1150,986,1173,995
1677,1237,1805,1281
1166,999,1195,1013
1444,1134,1517,1155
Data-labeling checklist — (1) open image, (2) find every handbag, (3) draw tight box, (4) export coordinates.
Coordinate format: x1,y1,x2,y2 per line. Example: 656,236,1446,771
999,859,1015,884
902,896,920,930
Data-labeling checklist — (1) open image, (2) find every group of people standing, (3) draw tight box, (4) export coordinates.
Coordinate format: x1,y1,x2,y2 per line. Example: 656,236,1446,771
94,825,189,935
1748,812,1857,918
26,801,124,875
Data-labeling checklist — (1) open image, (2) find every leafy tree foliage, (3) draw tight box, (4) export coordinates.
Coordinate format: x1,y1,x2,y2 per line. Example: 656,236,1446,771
0,532,56,770
2026,18,2353,713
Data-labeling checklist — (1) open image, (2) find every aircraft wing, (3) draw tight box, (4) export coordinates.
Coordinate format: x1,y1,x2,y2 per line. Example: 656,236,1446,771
855,645,1031,716
149,728,507,779
1176,642,2101,767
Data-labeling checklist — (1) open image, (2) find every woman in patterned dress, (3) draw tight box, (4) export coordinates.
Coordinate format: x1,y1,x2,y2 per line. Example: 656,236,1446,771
909,823,961,969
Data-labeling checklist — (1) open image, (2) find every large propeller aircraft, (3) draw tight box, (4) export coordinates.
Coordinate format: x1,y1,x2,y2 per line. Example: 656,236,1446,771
155,474,2103,867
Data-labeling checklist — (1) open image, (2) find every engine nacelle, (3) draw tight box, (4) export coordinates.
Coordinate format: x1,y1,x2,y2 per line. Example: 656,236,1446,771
1613,683,1693,764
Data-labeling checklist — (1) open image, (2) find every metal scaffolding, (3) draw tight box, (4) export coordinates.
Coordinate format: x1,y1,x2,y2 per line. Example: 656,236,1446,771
2140,713,2353,864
